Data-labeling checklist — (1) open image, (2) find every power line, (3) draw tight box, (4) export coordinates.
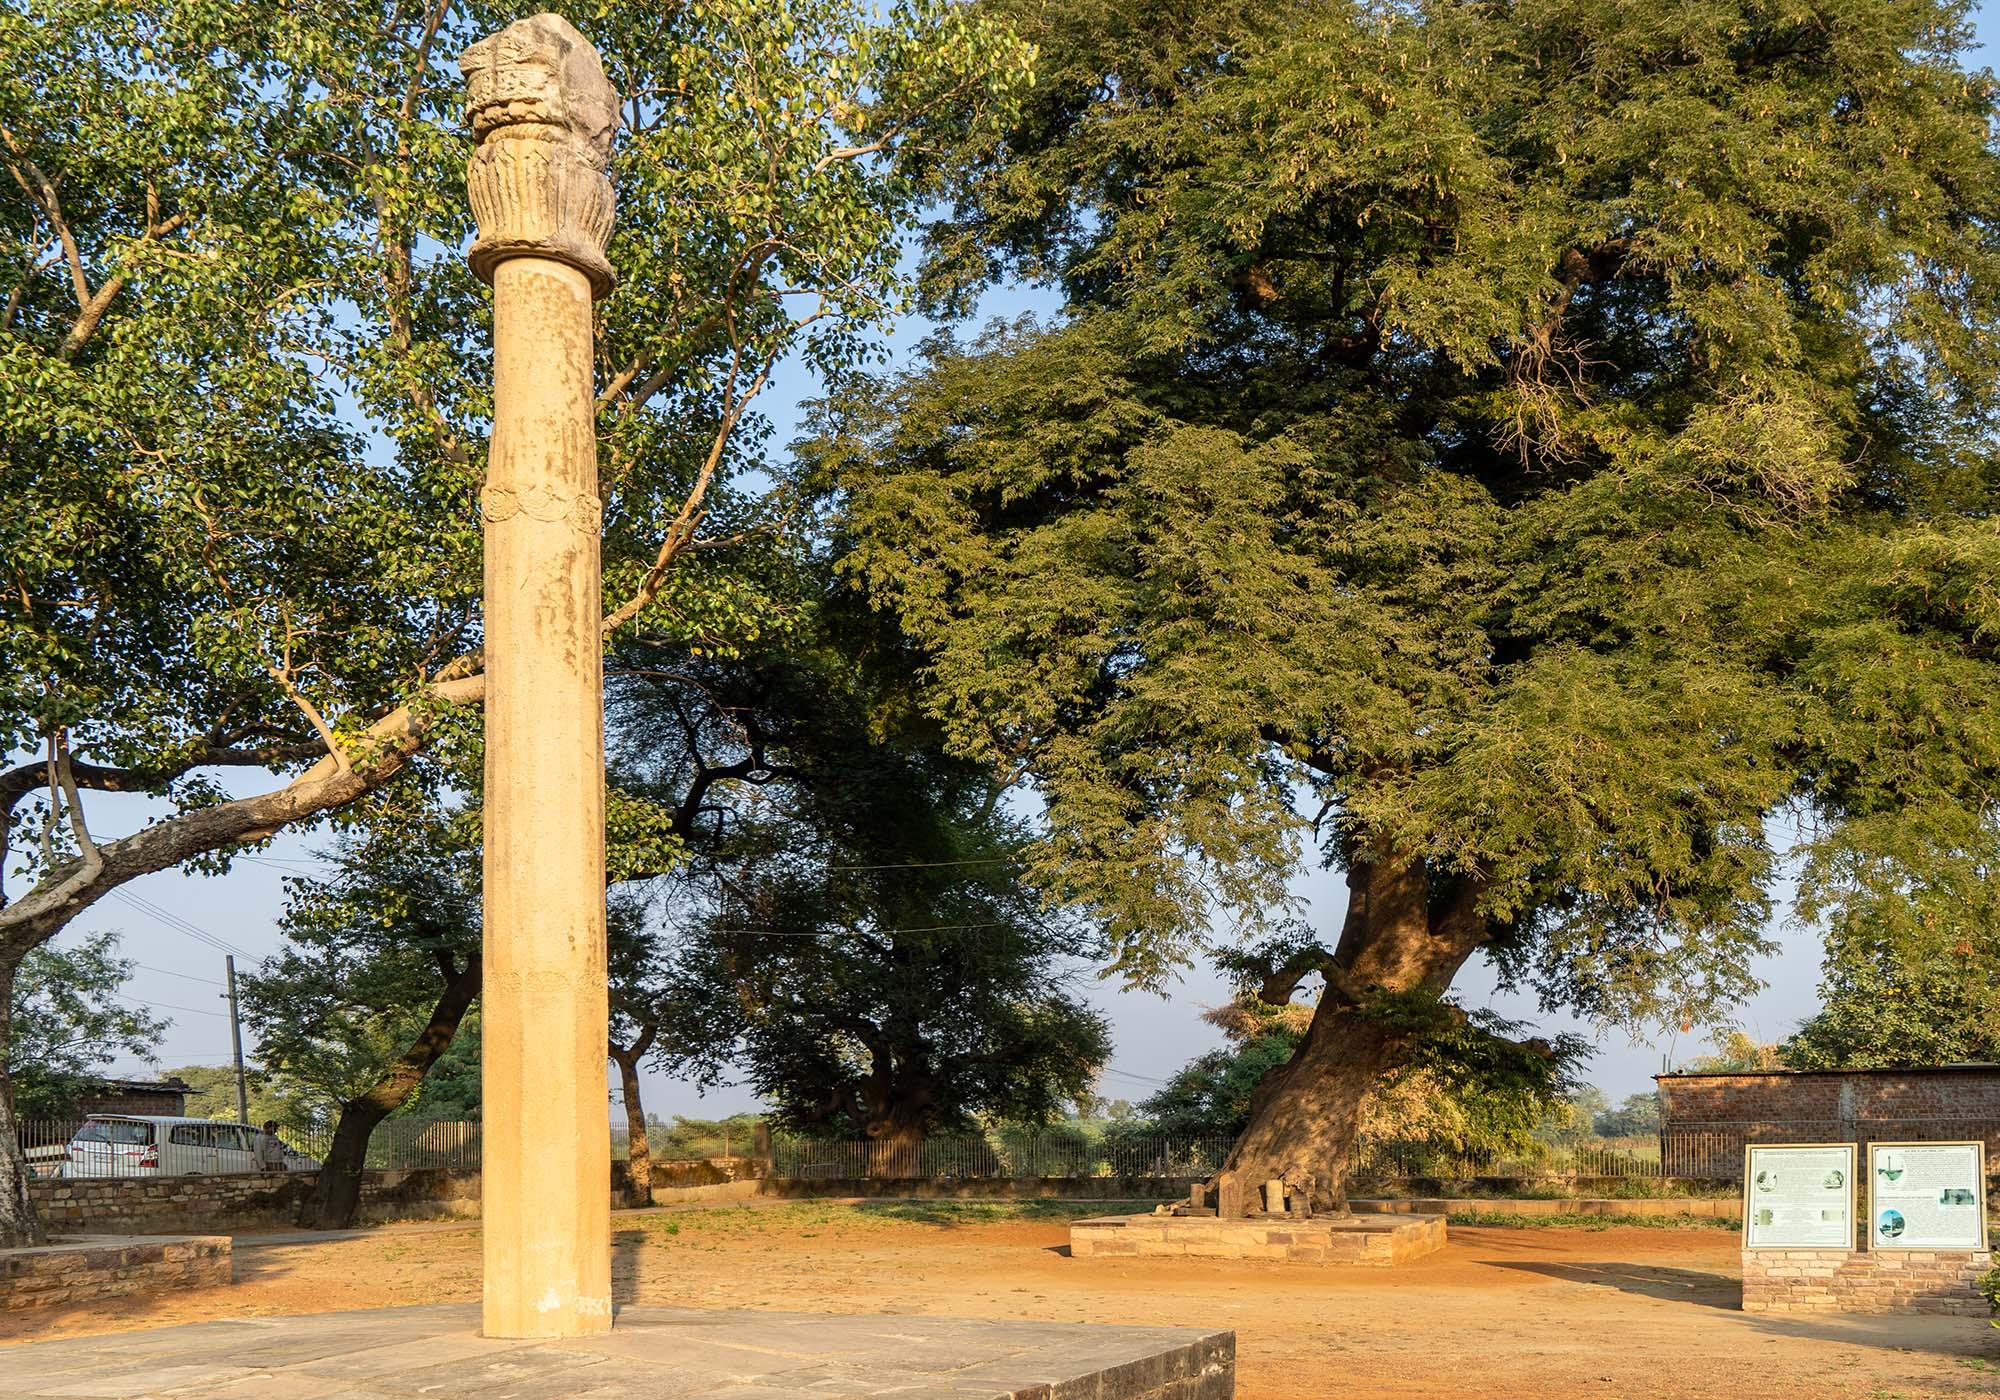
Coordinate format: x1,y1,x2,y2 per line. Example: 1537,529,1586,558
114,991,229,1020
131,962,226,988
109,888,252,959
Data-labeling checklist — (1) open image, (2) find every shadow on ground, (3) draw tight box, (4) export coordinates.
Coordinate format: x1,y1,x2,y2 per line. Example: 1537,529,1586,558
1485,1260,1740,1309
612,1229,646,1307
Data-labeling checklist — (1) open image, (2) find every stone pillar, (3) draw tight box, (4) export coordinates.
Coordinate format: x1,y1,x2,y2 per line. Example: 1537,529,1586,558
461,12,618,1341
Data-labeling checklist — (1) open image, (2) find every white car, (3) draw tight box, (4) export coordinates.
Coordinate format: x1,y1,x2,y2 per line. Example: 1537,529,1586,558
61,1115,319,1178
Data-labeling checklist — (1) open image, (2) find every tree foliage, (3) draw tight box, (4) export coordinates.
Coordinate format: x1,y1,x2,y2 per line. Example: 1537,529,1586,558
0,0,1033,1245
815,0,2000,1203
8,929,162,1118
238,800,483,1124
829,0,2000,1001
1785,816,2000,1066
644,608,1112,1147
162,1061,317,1131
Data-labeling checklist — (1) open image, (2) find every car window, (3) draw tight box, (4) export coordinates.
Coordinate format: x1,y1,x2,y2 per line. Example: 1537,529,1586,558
170,1125,204,1146
212,1126,247,1152
75,1119,154,1146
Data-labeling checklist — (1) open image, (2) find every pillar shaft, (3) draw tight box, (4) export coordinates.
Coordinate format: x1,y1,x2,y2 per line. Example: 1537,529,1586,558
461,11,620,1341
480,255,610,1338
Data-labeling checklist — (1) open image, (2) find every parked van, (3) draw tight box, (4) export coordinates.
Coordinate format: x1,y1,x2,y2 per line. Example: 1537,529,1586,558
61,1115,318,1178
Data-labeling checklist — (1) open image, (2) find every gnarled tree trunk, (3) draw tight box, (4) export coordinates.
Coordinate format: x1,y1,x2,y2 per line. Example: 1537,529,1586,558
609,1025,656,1207
864,1110,929,1179
300,950,481,1230
1216,846,1487,1215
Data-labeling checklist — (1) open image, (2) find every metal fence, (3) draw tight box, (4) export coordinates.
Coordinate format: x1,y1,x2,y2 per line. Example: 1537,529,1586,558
769,1133,1235,1180
17,1116,479,1179
41,1114,1991,1185
1347,1138,1664,1180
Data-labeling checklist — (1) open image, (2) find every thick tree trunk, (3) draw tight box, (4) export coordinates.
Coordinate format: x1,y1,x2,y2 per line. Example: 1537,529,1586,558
306,1099,393,1231
299,951,480,1230
1217,847,1487,1215
864,1112,928,1179
609,1028,655,1207
0,960,45,1248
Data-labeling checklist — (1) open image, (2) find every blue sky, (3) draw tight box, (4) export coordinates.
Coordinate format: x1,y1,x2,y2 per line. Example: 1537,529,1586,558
66,6,2000,1122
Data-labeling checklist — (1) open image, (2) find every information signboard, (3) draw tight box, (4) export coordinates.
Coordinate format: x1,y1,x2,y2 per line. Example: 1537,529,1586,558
1868,1141,1987,1251
1743,1144,1856,1250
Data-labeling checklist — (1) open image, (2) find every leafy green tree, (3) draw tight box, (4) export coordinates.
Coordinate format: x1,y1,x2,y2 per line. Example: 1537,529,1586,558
1785,822,2000,1067
648,626,1112,1175
163,1063,315,1131
0,0,1030,1244
8,930,163,1119
239,802,484,1229
1592,1093,1661,1140
1686,1029,1784,1073
822,0,2000,1208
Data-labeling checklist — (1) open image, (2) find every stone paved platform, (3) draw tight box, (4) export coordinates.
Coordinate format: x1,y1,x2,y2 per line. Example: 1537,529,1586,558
4,1303,1235,1399
1071,1210,1446,1265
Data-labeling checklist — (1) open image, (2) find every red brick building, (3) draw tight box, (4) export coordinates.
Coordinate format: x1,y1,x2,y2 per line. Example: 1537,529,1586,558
1656,1065,2000,1178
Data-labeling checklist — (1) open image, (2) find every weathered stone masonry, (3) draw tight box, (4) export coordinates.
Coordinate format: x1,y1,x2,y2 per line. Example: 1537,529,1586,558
28,1168,479,1234
0,1235,229,1310
1742,1246,1994,1316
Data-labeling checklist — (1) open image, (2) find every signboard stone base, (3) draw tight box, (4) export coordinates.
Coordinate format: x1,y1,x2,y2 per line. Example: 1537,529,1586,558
1742,1247,1993,1316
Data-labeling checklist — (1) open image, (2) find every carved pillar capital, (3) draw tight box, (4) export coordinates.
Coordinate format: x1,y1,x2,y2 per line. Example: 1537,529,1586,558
461,12,618,299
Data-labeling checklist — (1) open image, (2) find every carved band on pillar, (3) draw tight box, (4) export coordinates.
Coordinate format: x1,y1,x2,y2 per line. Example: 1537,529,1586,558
461,12,618,299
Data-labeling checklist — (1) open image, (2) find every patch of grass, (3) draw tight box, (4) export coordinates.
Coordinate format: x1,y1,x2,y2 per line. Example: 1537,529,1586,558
1446,1209,1739,1231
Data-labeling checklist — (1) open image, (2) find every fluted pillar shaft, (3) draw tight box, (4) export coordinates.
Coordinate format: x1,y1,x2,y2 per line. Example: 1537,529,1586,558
461,12,618,1340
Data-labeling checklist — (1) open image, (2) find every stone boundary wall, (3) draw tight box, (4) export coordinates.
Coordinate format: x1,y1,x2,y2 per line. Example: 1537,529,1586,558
30,1168,480,1234
1742,1247,1994,1315
1,1235,229,1310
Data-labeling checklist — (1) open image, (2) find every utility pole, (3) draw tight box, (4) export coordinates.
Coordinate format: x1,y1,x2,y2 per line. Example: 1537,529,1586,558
225,955,249,1125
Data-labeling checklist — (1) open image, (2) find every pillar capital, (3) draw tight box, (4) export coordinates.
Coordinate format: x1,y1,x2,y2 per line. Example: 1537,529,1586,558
462,12,618,298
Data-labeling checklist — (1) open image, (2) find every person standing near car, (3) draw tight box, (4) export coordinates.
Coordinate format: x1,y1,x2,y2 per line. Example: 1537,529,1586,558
256,1121,287,1172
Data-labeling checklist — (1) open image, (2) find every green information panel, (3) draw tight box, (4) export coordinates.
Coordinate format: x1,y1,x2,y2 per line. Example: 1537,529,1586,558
1743,1144,1855,1250
1869,1141,1987,1251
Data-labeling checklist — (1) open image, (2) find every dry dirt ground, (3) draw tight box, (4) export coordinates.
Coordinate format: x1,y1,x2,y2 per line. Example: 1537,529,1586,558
4,1201,1997,1400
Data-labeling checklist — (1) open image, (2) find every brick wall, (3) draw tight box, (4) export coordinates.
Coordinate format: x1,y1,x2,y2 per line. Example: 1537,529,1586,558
29,1168,480,1234
1742,1247,1994,1316
0,1236,230,1310
1657,1068,2000,1178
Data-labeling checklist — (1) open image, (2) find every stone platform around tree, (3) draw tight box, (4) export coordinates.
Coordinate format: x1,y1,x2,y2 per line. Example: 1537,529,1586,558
0,1234,230,1311
1070,1210,1446,1266
4,1302,1236,1400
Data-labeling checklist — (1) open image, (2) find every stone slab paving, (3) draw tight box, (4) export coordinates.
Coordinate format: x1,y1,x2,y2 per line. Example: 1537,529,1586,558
3,1304,1235,1400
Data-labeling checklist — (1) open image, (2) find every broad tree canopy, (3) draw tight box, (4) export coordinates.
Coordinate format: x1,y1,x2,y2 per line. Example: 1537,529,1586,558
820,0,2000,1201
828,0,2000,1016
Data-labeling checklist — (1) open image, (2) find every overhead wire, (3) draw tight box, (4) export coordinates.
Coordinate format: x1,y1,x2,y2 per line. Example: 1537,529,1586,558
109,888,252,959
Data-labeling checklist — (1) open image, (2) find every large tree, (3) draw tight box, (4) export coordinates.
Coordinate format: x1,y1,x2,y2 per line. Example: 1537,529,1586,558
1784,816,2000,1067
8,930,163,1119
643,626,1112,1175
823,0,2000,1209
0,0,1030,1244
239,803,485,1230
